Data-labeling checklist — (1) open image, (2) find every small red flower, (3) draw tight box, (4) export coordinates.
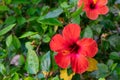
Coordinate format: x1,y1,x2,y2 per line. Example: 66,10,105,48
78,0,109,20
50,24,98,74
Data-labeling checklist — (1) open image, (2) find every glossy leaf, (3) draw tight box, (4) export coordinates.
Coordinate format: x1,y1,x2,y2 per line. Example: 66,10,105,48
60,69,75,80
25,49,39,74
41,51,51,72
0,24,16,36
37,18,62,26
45,8,63,18
19,31,37,38
87,58,98,72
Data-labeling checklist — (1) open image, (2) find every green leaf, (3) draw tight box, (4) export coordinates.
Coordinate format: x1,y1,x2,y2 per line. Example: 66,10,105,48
111,63,117,71
108,35,120,51
19,31,37,38
5,0,12,4
71,15,80,24
25,42,34,50
52,76,59,80
35,73,44,79
71,3,83,17
60,2,70,8
0,63,6,75
6,35,13,47
12,35,21,50
69,0,78,5
37,18,62,26
109,52,120,60
0,24,16,36
97,63,109,78
41,51,51,72
24,77,34,80
11,72,19,80
6,35,21,50
0,5,9,11
27,8,36,15
31,0,42,4
98,78,105,80
107,59,113,68
45,8,63,18
18,55,25,66
5,16,16,25
43,35,50,43
0,48,7,59
25,49,39,74
17,16,26,25
83,26,93,38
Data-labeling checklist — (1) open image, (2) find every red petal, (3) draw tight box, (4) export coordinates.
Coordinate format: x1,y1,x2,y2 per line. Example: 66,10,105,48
97,0,108,6
71,54,89,74
62,24,81,43
78,0,91,7
86,9,99,20
50,34,65,52
55,53,70,68
77,38,98,57
98,6,109,15
78,0,83,7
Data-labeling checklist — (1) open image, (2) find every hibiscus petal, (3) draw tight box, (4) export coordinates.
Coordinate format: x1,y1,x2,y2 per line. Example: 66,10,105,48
97,0,108,6
71,54,89,74
62,24,81,43
98,6,109,15
78,0,91,7
50,34,65,52
55,53,70,68
86,9,99,20
78,0,83,7
77,38,98,57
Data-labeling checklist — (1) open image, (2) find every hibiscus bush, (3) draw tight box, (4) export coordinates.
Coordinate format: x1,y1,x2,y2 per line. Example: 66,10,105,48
0,0,120,80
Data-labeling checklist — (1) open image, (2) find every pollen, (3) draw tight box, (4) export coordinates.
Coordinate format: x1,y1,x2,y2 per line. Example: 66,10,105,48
62,50,70,55
93,0,97,4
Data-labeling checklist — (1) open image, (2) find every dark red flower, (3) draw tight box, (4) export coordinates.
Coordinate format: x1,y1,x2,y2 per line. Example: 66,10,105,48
78,0,109,20
50,24,98,74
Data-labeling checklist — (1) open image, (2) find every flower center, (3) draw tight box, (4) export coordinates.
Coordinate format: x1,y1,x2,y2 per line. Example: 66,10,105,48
69,43,79,53
90,3,96,9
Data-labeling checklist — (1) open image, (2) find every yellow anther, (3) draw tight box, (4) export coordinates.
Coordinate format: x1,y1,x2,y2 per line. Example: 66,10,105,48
62,50,70,55
93,0,97,4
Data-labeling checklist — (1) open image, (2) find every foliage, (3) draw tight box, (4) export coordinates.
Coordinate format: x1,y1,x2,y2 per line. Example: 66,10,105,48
0,0,120,80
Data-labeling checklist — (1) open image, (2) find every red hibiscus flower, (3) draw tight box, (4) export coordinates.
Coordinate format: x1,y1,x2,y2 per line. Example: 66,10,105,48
50,24,98,74
78,0,109,20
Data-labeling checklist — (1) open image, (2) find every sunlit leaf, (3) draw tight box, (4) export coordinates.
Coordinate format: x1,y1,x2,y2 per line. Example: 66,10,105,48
12,35,21,50
11,72,19,80
87,57,98,72
6,35,12,47
98,78,106,80
19,31,37,38
24,77,34,80
0,5,9,11
0,24,16,36
60,69,75,80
